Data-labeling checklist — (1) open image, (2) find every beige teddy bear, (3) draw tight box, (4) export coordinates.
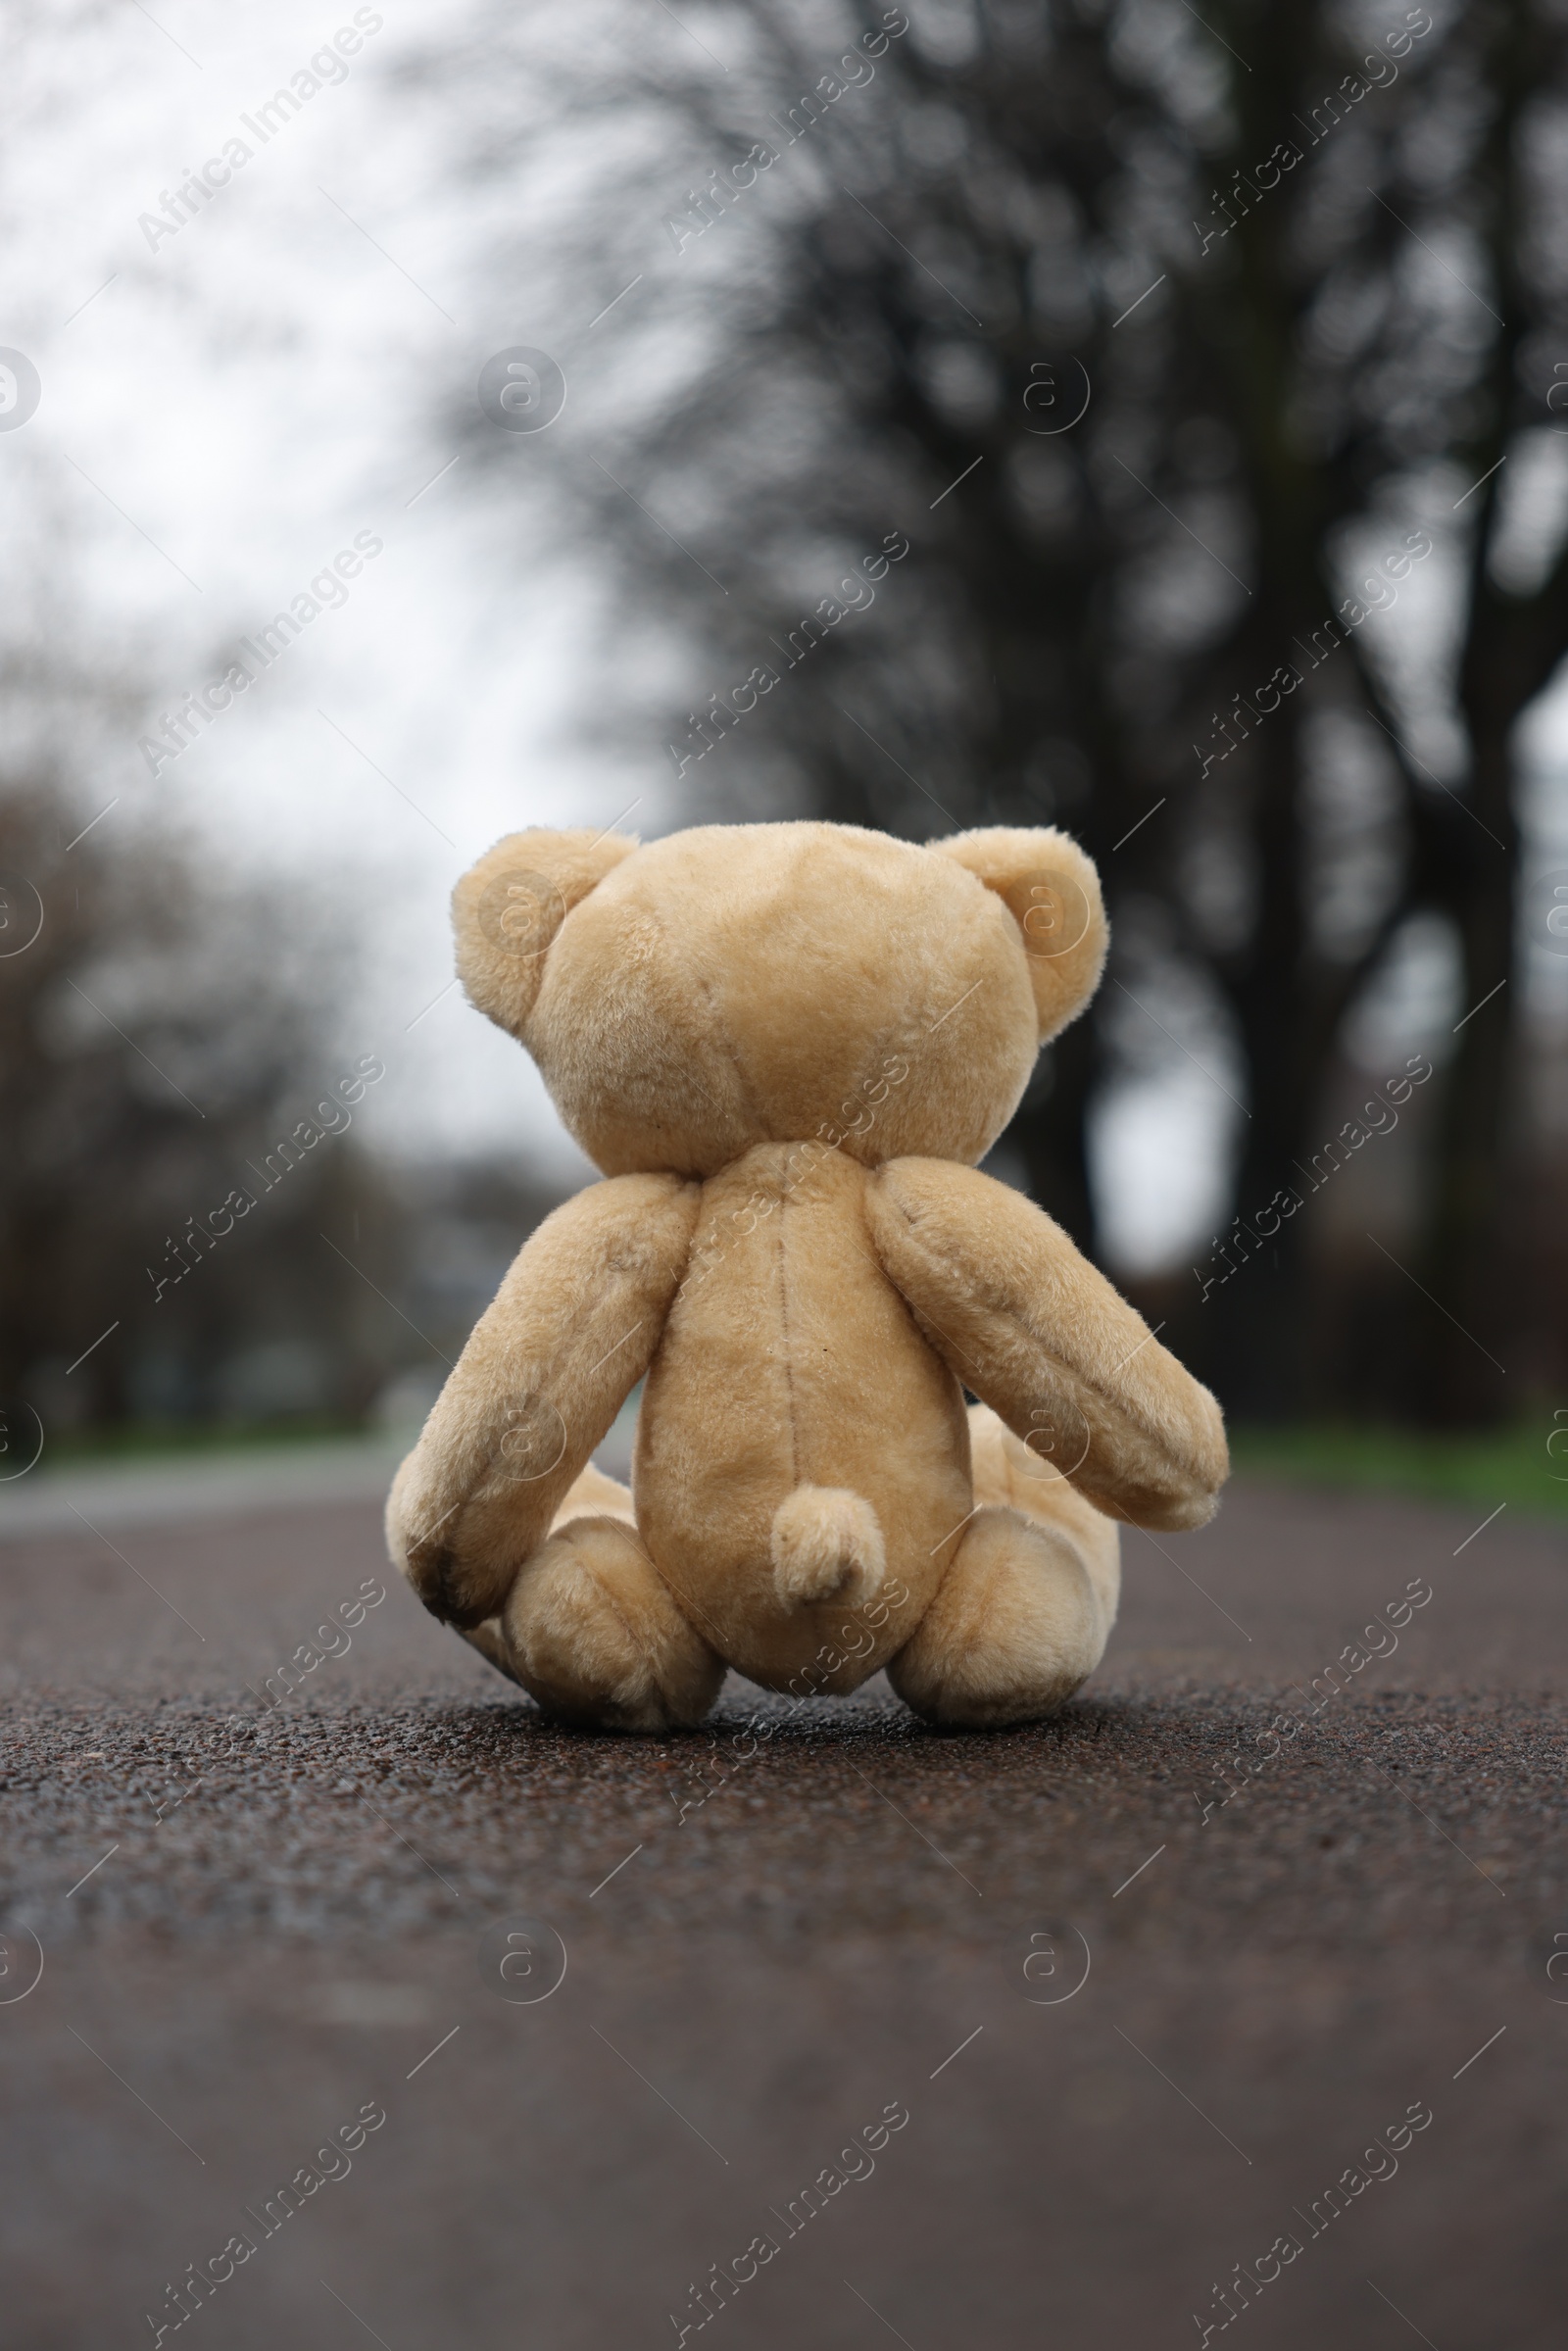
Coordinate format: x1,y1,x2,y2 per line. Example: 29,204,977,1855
386,820,1227,1730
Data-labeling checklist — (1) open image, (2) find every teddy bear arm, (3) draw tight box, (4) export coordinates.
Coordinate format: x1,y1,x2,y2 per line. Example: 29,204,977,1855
865,1157,1229,1531
385,1172,700,1627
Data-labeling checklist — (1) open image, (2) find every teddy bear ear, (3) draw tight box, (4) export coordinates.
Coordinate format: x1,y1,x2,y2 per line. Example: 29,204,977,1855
933,824,1109,1043
452,826,638,1039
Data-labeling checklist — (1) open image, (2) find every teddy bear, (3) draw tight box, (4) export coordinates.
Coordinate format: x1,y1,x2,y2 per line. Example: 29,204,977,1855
385,819,1228,1731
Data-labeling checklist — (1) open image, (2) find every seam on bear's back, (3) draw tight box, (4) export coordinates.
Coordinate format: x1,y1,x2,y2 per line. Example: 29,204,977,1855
775,1165,801,1489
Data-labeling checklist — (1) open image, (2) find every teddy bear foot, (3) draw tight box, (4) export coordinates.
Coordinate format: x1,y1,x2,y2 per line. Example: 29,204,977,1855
887,1505,1112,1729
501,1514,724,1733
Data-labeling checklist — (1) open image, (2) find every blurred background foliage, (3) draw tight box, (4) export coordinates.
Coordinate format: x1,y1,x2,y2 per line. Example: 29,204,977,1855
440,0,1568,1430
4,0,1568,1483
0,648,564,1446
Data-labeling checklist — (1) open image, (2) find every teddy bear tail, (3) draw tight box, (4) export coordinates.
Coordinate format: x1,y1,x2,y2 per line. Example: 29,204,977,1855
769,1486,886,1610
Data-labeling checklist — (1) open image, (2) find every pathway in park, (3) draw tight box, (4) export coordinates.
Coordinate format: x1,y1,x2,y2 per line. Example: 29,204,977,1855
0,1459,1562,2348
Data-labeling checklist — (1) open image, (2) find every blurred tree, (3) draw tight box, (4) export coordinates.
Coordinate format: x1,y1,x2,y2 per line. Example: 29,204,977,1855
1184,0,1568,1423
449,0,1568,1423
0,733,407,1442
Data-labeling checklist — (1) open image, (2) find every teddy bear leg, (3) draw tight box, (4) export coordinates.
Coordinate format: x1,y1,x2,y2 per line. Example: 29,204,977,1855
455,1466,643,1691
886,1504,1112,1729
501,1514,724,1733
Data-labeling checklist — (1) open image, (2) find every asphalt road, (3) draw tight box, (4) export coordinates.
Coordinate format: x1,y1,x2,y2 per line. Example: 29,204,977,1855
0,1466,1563,2349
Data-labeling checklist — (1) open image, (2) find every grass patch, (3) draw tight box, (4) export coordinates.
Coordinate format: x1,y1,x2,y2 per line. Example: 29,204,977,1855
40,1416,375,1466
1229,1421,1568,1518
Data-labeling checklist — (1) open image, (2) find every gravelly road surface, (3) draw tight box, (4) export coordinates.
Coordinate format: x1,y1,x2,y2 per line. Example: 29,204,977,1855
0,1474,1563,2349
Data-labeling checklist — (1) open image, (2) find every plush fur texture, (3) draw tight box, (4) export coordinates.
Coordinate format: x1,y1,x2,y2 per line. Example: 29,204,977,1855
386,817,1228,1730
769,1485,886,1610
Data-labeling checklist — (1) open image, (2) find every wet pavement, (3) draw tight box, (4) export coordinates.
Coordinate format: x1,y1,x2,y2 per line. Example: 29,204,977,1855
0,1471,1562,2348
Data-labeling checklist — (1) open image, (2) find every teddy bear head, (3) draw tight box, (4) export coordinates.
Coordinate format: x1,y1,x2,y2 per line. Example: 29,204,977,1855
452,819,1107,1178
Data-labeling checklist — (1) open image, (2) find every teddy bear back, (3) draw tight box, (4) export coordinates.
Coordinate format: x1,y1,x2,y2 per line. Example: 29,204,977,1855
453,819,1107,1180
